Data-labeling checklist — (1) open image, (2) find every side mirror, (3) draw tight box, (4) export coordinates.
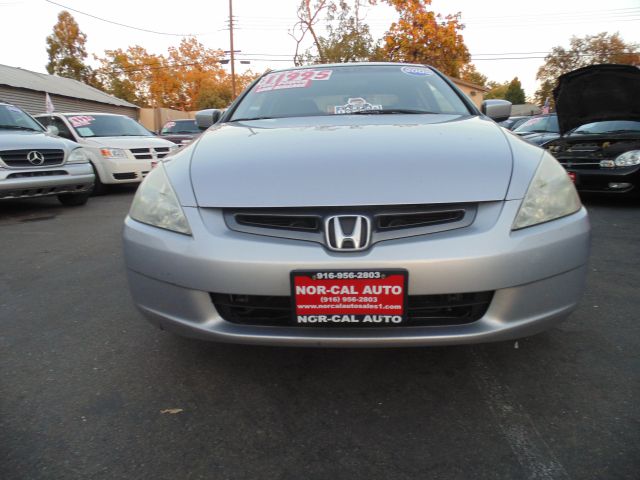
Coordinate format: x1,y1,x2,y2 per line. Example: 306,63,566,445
195,109,223,130
46,125,59,136
481,99,512,123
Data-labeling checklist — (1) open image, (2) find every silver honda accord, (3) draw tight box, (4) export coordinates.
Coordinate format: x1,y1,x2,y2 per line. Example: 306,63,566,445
123,63,590,347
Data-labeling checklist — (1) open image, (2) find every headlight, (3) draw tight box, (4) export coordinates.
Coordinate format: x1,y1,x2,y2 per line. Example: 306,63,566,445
67,148,90,164
129,163,191,235
614,150,640,167
100,148,127,159
512,153,581,230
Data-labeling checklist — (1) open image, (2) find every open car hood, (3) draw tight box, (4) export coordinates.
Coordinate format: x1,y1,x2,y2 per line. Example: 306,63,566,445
553,64,640,135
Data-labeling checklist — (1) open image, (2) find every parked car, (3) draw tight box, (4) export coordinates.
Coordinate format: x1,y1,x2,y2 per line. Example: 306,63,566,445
544,64,640,196
513,113,560,145
499,116,530,131
158,119,202,146
123,63,589,347
0,102,93,205
35,113,177,194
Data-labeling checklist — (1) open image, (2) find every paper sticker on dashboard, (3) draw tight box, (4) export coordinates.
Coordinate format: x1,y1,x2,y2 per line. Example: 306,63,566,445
76,127,94,136
334,98,382,114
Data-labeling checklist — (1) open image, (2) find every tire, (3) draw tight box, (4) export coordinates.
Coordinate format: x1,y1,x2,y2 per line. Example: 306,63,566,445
91,164,108,196
57,192,90,206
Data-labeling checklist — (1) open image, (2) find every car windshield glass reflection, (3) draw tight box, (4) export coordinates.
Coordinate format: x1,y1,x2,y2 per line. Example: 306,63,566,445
161,120,200,134
64,114,152,138
571,120,640,135
230,65,471,121
0,105,44,131
515,115,559,133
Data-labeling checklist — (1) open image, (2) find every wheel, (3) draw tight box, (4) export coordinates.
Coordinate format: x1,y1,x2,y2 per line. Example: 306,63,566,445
57,192,90,206
91,163,108,196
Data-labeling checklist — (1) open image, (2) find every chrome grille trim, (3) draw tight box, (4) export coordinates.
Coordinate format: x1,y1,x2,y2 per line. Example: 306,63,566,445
0,149,65,168
223,204,477,249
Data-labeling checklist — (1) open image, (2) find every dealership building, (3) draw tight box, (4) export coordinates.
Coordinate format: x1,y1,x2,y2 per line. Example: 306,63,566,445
0,63,138,118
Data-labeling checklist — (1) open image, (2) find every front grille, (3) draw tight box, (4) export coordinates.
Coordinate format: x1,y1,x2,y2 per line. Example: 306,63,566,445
211,291,493,327
558,158,605,169
155,147,170,159
224,203,477,248
113,172,138,180
7,170,67,179
0,149,64,168
377,209,465,230
129,147,171,160
236,213,320,231
130,148,152,160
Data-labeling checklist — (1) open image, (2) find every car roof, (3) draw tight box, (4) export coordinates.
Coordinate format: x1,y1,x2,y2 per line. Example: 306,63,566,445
265,62,435,74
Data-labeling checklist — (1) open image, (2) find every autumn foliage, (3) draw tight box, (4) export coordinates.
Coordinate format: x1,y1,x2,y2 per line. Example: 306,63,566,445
381,0,470,77
94,38,258,110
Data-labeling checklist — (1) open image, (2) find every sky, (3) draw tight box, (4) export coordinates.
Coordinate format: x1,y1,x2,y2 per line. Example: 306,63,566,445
0,0,639,100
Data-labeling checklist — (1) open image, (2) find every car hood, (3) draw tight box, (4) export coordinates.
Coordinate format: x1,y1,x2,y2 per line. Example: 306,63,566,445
160,133,199,144
519,132,560,146
81,136,175,149
0,129,77,151
553,64,640,135
189,115,514,208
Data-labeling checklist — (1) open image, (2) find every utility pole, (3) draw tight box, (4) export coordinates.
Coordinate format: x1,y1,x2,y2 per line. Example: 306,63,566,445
228,0,236,98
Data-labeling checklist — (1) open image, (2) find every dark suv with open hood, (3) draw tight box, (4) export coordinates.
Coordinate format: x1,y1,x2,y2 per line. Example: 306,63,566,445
544,64,640,195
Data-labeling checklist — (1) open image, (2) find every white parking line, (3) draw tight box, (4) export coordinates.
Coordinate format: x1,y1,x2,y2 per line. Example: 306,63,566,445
470,350,570,480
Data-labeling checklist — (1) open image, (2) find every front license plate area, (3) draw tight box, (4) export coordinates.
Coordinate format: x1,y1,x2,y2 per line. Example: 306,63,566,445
291,270,408,326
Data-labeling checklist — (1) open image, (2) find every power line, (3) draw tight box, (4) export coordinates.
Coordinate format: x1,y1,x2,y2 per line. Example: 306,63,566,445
236,6,640,23
43,0,219,36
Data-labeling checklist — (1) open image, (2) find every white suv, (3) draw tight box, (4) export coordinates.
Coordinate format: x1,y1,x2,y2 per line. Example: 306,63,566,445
0,102,93,206
36,113,177,194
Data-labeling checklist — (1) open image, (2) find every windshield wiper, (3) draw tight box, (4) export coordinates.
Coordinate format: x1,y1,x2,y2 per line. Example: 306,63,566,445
0,124,40,131
350,109,436,115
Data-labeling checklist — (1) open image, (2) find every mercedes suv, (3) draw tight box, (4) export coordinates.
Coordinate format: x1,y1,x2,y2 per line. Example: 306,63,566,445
0,102,94,206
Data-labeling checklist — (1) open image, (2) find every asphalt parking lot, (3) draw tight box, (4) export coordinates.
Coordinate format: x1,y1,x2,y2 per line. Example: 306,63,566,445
1,188,638,480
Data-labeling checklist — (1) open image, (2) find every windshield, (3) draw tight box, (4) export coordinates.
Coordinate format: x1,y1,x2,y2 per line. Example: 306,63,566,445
0,104,44,131
65,114,152,138
570,120,640,135
161,119,200,134
230,65,471,121
514,115,559,134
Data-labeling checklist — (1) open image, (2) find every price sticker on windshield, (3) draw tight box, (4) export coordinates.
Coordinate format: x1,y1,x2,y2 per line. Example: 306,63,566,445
255,69,333,93
68,115,95,128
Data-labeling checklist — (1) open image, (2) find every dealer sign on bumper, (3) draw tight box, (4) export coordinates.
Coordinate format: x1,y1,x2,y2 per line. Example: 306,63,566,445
291,270,408,325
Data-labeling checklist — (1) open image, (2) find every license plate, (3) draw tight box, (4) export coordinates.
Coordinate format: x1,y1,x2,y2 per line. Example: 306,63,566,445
291,270,408,326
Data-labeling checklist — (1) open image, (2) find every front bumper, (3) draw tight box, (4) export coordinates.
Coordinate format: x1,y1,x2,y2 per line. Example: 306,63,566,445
565,164,640,194
0,163,94,199
93,155,151,184
123,201,591,347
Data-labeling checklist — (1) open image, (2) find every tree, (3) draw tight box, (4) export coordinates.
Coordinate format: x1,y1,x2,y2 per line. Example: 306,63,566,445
459,63,487,87
95,38,257,109
535,32,640,107
302,0,378,64
504,77,525,104
290,0,333,65
484,80,508,100
381,0,470,77
45,11,91,81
